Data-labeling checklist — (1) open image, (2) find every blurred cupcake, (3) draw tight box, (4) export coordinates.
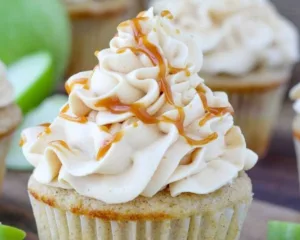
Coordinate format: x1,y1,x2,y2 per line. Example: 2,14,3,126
63,0,132,75
151,0,299,158
0,61,22,192
290,84,300,187
23,9,257,239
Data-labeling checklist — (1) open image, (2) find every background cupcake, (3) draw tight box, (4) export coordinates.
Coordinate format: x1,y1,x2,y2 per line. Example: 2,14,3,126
0,61,22,193
62,0,132,76
23,9,257,240
151,0,299,158
290,84,300,188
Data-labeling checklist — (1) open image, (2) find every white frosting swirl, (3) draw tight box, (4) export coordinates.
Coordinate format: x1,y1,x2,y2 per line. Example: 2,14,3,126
22,9,257,204
151,0,299,76
0,61,14,108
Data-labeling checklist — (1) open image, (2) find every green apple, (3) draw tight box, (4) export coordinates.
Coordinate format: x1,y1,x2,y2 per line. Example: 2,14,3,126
268,221,300,240
6,94,68,170
7,52,54,114
0,0,71,79
0,225,26,240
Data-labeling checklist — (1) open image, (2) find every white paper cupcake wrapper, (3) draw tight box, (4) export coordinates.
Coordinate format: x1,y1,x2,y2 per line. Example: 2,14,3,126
225,83,287,158
0,135,11,193
30,195,250,240
293,136,300,187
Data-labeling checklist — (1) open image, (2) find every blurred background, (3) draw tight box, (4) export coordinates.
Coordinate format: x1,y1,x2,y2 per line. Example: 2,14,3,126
0,0,299,239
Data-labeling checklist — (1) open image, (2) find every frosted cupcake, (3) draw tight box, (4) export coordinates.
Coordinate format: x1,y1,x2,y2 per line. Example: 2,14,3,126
290,84,300,187
23,9,258,240
0,61,22,192
151,0,299,158
63,0,132,75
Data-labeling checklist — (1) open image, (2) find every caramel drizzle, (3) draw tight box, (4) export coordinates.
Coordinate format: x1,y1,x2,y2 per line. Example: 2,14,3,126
97,131,124,160
169,65,191,77
59,104,88,124
56,16,229,160
163,108,218,145
95,96,159,124
36,123,52,138
161,10,174,20
65,78,89,95
50,140,71,151
197,85,234,126
19,135,27,147
39,123,51,127
94,17,223,159
118,17,174,105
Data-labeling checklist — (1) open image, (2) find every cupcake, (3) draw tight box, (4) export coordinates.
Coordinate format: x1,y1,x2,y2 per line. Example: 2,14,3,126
23,9,258,239
151,0,299,158
63,0,132,76
0,61,22,192
290,84,300,187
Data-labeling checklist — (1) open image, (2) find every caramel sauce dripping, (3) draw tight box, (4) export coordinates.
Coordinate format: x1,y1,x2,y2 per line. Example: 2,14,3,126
95,96,159,124
37,123,52,138
169,65,191,77
39,123,51,127
50,140,71,151
61,104,70,113
59,104,88,124
161,10,174,20
19,135,27,147
97,131,124,160
99,125,110,133
37,127,52,138
59,15,230,157
162,108,218,145
65,78,89,95
197,85,233,126
117,17,174,105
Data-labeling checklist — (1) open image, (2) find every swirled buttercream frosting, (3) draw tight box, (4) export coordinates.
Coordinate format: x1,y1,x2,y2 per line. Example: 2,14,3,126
151,0,299,76
22,8,257,204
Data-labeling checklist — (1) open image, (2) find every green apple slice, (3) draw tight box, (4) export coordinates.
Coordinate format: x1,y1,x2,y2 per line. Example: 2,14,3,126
0,225,26,240
0,0,71,79
6,94,68,170
7,52,54,114
268,221,300,240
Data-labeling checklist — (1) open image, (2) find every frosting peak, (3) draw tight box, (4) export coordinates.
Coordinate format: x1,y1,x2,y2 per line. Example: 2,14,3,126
22,9,257,204
152,0,299,76
0,61,14,108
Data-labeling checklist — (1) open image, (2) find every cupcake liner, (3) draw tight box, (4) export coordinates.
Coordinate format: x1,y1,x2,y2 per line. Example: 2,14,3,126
0,135,12,193
293,132,300,188
225,82,287,158
29,194,250,240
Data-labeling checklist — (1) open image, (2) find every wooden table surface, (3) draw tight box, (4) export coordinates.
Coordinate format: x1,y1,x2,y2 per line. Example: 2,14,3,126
0,103,299,239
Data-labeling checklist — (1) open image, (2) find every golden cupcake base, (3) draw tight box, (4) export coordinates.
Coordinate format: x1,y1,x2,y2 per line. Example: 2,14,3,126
28,172,252,240
203,69,291,158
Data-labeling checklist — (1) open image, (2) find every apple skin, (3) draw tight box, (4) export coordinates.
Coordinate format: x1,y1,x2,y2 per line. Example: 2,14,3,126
0,0,71,79
0,225,26,240
7,52,55,114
